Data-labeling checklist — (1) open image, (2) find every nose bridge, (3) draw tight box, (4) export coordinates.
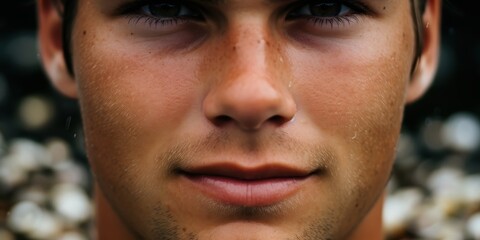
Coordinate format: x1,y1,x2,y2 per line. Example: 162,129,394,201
227,22,276,82
202,20,297,130
224,15,295,95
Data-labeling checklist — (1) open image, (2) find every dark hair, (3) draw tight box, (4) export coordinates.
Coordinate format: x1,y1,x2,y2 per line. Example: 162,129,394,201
412,0,428,75
53,0,426,76
52,0,77,75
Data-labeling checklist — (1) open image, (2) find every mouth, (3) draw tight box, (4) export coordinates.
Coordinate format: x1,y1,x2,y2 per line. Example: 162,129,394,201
177,164,319,207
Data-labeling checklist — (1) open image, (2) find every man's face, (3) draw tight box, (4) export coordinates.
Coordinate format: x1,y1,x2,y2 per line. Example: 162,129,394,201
71,0,416,239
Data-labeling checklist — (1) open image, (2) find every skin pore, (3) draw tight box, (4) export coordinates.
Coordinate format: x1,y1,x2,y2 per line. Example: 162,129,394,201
37,0,441,239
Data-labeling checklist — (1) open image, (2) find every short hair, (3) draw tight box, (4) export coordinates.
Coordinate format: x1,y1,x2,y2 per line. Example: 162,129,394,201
51,0,426,76
51,0,77,75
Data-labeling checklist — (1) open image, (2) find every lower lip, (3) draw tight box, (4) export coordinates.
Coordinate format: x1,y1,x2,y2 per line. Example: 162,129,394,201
183,175,308,207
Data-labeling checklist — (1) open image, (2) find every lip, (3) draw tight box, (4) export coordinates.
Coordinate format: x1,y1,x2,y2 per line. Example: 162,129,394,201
179,164,316,207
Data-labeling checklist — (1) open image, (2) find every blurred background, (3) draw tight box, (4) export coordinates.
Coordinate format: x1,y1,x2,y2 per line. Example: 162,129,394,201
0,1,479,239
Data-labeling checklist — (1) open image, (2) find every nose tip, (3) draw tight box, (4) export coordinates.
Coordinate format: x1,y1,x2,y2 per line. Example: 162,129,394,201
203,74,297,131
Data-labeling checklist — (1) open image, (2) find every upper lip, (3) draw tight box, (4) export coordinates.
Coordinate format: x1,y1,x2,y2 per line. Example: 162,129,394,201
179,163,317,180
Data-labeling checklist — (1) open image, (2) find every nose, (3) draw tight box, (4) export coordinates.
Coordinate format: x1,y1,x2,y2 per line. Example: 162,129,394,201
202,26,297,131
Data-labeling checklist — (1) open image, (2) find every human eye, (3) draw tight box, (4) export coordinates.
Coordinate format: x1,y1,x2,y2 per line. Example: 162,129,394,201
119,0,205,28
286,0,371,28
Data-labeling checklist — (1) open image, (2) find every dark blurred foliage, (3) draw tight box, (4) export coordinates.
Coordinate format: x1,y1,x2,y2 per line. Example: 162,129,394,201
0,0,84,160
404,0,480,128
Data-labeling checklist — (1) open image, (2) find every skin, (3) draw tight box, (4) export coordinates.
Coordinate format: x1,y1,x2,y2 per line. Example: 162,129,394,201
37,0,441,239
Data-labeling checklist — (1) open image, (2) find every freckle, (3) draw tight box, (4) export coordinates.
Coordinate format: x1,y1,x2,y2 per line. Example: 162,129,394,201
383,6,386,10
83,30,87,35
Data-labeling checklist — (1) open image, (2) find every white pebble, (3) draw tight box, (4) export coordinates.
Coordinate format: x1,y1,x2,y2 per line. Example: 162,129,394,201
0,158,28,188
383,188,424,234
467,213,480,239
4,148,39,173
427,168,465,215
9,139,51,169
415,201,445,230
56,231,88,240
418,219,464,240
17,96,55,130
463,175,480,205
54,161,90,187
8,201,62,239
7,201,43,233
50,183,92,224
28,211,62,239
427,167,464,188
441,113,480,152
46,138,71,164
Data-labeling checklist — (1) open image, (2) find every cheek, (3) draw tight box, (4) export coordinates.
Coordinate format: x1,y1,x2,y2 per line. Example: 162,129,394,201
73,31,202,180
295,48,409,137
292,36,413,184
289,34,414,230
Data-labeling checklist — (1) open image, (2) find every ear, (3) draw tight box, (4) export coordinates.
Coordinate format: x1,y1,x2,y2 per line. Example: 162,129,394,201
406,0,441,103
38,0,77,98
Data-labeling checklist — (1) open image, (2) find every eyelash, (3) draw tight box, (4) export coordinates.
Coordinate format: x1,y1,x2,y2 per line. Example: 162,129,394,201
287,0,370,27
119,0,370,29
119,0,204,27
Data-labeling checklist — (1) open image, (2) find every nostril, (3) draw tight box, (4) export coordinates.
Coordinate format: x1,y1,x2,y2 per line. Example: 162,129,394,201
212,115,233,127
268,115,289,126
211,114,288,129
